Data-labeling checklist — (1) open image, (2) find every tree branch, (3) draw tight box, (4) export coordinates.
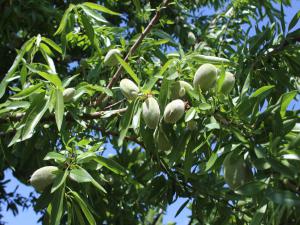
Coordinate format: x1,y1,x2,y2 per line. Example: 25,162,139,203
0,108,127,123
93,0,172,106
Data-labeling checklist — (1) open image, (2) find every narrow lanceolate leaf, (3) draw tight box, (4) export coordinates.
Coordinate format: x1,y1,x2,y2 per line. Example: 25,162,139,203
71,191,96,225
186,54,231,65
93,156,127,175
288,10,300,31
80,13,95,45
9,93,50,146
51,169,68,193
115,55,140,85
41,37,62,54
80,5,109,23
118,99,140,146
26,64,62,88
279,90,297,118
175,199,189,217
10,83,44,100
82,2,120,15
40,47,56,74
69,167,106,193
50,184,65,225
0,37,36,99
54,4,75,35
250,85,274,98
55,88,64,131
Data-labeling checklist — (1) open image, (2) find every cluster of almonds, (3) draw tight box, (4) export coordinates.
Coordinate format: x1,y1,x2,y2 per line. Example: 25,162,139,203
120,63,235,130
29,64,236,192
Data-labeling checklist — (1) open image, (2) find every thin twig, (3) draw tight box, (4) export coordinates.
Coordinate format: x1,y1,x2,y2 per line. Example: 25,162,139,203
93,0,172,106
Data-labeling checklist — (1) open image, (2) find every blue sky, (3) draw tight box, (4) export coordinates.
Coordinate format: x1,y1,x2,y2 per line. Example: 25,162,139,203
2,1,300,224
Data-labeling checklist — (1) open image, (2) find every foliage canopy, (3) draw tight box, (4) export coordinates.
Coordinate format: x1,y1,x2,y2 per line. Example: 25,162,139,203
0,0,299,224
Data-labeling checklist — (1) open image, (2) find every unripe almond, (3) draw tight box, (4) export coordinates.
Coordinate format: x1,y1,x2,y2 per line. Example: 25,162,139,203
223,152,253,190
30,166,58,192
193,63,217,92
220,72,235,94
142,97,160,129
171,81,193,99
104,49,121,66
163,99,185,124
120,79,139,100
188,31,196,45
155,128,172,151
63,88,76,102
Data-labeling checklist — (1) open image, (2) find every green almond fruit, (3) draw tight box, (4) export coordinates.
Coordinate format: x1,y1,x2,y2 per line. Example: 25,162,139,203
120,79,139,100
171,81,193,99
30,166,59,192
223,152,253,190
193,63,217,92
142,96,160,129
63,88,76,102
187,31,196,45
104,49,122,66
220,72,235,94
163,99,185,124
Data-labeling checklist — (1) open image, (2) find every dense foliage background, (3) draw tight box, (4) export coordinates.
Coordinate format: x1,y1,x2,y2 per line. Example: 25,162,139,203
0,0,299,224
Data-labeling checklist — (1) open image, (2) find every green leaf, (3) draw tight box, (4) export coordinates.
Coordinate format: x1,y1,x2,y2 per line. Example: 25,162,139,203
250,85,274,98
26,64,62,88
184,107,196,122
115,55,140,85
0,37,36,99
50,184,65,225
40,46,56,73
288,10,300,31
55,88,64,131
80,5,109,23
62,74,80,88
69,167,106,193
175,199,189,217
158,78,170,110
54,4,75,35
69,168,94,183
186,54,231,65
71,191,96,225
9,93,50,146
82,2,120,15
266,189,300,206
118,99,139,146
51,169,68,193
93,156,127,175
198,103,212,111
44,152,66,163
86,84,113,96
235,181,266,196
205,152,218,171
0,101,30,115
280,90,297,118
73,203,86,225
41,37,62,54
249,204,267,225
241,72,251,98
10,83,44,100
80,13,95,45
